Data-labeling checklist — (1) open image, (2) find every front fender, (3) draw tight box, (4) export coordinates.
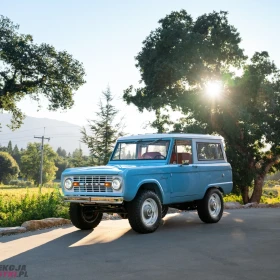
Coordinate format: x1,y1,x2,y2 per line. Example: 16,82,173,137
124,179,165,203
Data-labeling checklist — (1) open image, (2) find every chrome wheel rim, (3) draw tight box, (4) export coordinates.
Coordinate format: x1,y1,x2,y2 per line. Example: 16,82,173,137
141,198,158,226
208,193,221,218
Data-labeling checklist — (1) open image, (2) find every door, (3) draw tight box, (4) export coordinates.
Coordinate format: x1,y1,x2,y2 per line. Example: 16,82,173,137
169,139,198,201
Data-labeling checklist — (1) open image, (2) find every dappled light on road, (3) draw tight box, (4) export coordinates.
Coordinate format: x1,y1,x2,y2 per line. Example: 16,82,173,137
233,218,244,223
69,227,131,247
0,226,76,262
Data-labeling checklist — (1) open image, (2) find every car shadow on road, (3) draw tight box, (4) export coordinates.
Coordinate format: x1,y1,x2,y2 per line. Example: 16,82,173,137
0,225,74,243
2,209,279,280
0,211,233,262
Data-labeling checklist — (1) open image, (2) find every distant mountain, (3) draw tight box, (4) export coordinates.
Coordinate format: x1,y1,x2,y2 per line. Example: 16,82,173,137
0,114,89,154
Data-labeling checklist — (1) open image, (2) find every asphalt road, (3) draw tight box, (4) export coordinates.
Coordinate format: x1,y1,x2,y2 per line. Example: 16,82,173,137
1,209,280,280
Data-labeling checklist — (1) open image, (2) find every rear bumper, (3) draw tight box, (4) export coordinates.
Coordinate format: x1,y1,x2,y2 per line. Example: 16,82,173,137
63,196,124,204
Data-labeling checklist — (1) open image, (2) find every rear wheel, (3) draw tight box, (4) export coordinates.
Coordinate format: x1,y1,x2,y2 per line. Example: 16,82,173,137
127,191,162,234
197,189,223,223
69,203,103,230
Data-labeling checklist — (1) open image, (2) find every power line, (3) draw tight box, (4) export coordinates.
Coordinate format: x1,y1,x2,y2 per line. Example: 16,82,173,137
0,125,81,136
0,133,81,140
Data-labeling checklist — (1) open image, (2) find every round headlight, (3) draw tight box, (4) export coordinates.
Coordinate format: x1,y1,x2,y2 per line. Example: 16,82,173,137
64,178,73,190
112,178,121,190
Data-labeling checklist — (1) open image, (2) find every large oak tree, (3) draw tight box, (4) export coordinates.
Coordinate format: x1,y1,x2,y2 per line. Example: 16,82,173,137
0,15,86,129
123,10,280,203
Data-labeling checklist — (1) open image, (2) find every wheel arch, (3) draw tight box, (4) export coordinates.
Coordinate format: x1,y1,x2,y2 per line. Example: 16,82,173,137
135,180,164,203
205,185,225,197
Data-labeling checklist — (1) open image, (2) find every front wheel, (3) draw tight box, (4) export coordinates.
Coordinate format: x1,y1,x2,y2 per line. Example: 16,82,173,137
127,191,162,234
69,203,103,230
197,189,224,223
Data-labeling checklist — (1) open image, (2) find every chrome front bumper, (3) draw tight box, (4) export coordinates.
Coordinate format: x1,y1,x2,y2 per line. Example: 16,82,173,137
63,196,124,204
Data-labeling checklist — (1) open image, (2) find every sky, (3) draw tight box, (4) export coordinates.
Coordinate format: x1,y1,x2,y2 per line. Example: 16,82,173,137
1,0,280,136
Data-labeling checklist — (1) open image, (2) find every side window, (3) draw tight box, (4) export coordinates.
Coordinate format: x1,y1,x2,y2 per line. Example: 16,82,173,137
170,140,192,164
197,143,224,161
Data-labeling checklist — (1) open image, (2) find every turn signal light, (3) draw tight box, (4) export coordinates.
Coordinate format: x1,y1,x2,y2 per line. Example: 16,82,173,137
104,182,112,187
73,182,80,187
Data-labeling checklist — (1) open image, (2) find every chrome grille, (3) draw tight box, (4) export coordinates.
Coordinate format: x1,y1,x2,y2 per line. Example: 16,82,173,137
73,175,113,193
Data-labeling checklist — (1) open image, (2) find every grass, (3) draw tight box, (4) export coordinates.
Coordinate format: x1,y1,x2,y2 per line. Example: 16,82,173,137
0,185,69,227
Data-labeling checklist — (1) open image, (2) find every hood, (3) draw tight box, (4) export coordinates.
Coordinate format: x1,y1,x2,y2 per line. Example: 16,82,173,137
62,162,167,176
62,165,125,176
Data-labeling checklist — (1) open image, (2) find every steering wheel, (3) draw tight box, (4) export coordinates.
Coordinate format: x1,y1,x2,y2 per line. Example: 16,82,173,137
154,154,165,159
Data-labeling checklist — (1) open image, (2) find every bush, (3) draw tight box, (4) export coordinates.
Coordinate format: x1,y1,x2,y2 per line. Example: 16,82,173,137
44,182,56,188
7,180,34,187
9,179,21,186
0,189,69,227
224,194,243,204
263,188,278,198
260,196,280,204
0,152,20,184
24,181,33,187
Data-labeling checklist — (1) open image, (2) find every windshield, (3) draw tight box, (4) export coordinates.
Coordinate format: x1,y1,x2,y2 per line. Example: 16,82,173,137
111,140,170,160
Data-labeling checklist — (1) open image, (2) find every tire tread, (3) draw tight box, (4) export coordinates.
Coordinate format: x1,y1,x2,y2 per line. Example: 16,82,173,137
69,203,103,230
127,190,162,234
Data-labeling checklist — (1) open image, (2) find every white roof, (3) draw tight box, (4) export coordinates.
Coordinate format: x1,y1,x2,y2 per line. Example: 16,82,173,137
118,133,223,141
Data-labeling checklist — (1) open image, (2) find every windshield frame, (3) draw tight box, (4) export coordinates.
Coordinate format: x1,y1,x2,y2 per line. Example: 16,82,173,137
110,139,171,161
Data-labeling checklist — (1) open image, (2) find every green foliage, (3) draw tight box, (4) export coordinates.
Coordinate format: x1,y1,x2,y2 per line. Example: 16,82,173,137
262,188,278,198
20,143,57,185
259,196,280,204
12,144,21,168
0,151,20,183
0,15,86,129
124,10,245,111
81,87,124,165
224,194,243,204
8,179,33,187
264,180,280,188
0,188,69,227
7,140,12,154
124,10,280,203
56,147,67,158
224,187,280,204
69,148,89,167
55,147,70,179
55,155,70,179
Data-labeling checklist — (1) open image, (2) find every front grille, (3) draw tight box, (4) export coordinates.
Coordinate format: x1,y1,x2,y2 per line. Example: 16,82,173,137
73,175,114,193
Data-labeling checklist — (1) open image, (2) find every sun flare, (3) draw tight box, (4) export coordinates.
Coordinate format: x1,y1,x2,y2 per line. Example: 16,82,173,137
205,81,223,97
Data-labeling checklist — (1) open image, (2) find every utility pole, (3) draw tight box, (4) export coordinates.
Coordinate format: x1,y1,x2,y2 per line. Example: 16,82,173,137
34,129,50,188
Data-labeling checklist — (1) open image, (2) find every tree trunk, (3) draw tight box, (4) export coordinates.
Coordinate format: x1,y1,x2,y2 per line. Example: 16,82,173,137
250,174,265,203
240,186,249,204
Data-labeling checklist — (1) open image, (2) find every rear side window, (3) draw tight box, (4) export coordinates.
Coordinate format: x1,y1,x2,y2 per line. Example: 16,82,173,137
197,143,224,161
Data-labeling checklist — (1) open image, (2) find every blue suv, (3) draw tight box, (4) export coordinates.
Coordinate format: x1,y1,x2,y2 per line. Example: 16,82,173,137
62,133,233,234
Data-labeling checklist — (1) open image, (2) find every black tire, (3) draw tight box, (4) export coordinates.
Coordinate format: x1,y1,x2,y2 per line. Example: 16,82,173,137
197,188,224,223
127,190,162,234
69,203,103,230
161,205,169,218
